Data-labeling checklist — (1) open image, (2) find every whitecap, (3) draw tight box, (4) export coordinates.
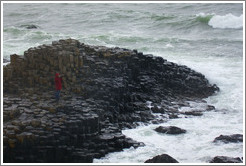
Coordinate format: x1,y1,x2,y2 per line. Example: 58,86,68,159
166,43,174,48
208,13,243,29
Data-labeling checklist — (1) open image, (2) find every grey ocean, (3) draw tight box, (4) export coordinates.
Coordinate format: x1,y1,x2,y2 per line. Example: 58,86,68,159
3,3,244,163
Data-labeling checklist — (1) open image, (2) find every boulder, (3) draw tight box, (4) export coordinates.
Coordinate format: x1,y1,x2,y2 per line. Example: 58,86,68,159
213,134,243,143
209,156,243,163
154,126,186,135
145,154,179,163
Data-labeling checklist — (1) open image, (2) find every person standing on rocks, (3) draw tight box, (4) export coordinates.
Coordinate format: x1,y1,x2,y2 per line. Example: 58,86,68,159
55,73,63,101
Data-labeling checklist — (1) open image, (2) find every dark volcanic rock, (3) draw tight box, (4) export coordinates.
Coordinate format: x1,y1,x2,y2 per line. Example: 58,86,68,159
213,134,243,143
154,126,186,135
3,39,219,163
145,154,179,163
209,156,243,163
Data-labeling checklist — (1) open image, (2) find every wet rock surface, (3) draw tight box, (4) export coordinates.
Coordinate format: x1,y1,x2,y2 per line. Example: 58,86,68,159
209,156,243,163
145,154,179,163
3,39,219,163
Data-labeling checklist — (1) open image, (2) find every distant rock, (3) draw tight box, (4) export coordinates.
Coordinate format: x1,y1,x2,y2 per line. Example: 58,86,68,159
3,59,10,63
145,154,179,163
213,134,243,143
20,24,38,29
154,126,186,135
209,156,243,163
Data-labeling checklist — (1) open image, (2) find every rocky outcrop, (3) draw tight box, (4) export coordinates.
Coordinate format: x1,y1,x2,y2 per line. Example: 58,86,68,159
213,134,243,143
209,156,243,163
145,154,179,163
3,39,218,163
154,126,186,135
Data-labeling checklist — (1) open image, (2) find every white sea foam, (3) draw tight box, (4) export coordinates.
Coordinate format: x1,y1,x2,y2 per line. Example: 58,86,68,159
208,13,243,29
94,110,243,163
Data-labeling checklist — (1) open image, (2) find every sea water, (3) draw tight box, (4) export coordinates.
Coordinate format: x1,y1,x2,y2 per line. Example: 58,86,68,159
2,2,244,163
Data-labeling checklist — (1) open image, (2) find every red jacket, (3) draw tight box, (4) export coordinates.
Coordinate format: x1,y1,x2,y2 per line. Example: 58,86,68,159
55,73,62,90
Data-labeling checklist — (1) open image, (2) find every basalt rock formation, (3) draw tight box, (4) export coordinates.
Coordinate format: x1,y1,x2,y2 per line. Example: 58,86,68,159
3,39,219,163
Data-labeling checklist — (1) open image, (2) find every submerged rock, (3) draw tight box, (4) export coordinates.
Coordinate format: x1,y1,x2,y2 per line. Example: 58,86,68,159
213,134,243,143
209,156,243,163
154,126,186,135
20,24,38,29
145,154,179,163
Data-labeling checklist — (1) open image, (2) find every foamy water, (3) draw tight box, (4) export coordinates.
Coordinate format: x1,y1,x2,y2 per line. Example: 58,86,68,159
94,110,243,163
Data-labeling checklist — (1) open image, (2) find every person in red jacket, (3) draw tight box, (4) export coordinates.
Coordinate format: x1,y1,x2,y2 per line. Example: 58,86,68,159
55,73,63,101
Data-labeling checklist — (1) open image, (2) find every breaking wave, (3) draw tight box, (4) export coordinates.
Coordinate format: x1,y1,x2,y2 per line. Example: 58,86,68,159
197,13,243,29
209,13,243,29
196,13,214,24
